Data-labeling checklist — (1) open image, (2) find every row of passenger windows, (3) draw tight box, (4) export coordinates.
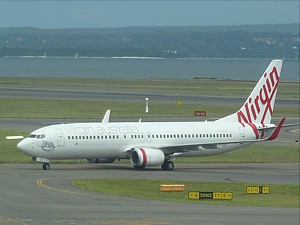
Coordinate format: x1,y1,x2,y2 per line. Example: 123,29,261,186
67,133,233,140
144,133,232,139
68,135,119,140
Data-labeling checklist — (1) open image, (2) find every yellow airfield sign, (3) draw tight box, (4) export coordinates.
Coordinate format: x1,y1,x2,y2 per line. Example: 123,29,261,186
213,192,233,200
188,191,200,199
188,191,233,200
176,100,183,106
246,186,270,194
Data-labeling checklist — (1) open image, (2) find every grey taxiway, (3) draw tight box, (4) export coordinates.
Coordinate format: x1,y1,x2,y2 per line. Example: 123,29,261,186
0,163,299,225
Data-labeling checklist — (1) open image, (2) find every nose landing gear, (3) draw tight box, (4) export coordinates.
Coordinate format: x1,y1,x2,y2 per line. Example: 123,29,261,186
33,157,50,170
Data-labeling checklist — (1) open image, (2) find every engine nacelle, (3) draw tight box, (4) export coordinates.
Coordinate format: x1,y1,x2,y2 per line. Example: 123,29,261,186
84,158,116,163
130,148,165,167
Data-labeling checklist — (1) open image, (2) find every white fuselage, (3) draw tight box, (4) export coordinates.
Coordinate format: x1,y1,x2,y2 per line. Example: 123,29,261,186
17,121,256,160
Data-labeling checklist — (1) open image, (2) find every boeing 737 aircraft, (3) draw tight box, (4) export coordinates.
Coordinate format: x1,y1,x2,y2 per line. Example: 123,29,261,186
17,60,286,170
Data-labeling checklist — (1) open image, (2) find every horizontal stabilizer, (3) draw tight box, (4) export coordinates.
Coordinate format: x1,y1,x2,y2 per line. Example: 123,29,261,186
282,122,300,128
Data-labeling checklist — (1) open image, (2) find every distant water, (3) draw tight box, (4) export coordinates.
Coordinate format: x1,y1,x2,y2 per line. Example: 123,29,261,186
0,57,298,81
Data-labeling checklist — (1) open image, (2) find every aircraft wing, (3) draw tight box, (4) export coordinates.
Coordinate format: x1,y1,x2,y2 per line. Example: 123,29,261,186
157,140,251,154
125,118,287,156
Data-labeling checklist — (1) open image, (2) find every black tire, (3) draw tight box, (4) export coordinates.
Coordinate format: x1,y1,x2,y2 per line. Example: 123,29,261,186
42,163,50,170
161,160,174,171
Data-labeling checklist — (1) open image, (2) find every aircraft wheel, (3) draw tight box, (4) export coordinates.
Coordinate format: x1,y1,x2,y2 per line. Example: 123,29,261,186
42,163,50,170
161,160,174,171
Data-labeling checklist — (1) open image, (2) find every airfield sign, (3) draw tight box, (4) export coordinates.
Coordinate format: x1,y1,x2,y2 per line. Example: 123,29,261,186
188,191,233,200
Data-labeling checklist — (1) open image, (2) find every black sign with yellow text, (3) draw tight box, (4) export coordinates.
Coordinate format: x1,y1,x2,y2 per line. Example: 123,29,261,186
188,191,233,200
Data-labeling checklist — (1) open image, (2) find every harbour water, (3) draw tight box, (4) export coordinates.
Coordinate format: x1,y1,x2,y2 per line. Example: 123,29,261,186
0,57,298,81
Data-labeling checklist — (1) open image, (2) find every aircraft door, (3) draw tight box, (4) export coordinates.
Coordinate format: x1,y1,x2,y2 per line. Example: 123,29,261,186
56,128,65,147
240,127,246,141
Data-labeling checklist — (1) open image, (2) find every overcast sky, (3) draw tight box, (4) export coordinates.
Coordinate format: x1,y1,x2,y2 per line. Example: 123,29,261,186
0,1,298,28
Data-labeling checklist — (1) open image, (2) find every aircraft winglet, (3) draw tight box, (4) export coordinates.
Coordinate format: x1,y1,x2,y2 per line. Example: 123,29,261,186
266,118,285,141
102,109,111,123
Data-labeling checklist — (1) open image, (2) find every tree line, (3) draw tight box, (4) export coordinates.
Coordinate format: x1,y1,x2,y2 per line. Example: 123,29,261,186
0,24,298,59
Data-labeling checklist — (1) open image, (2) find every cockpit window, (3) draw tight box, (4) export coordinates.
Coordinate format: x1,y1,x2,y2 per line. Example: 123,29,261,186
28,134,45,139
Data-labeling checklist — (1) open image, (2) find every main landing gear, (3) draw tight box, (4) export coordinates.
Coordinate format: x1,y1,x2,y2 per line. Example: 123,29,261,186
42,163,50,170
132,160,175,171
161,160,174,171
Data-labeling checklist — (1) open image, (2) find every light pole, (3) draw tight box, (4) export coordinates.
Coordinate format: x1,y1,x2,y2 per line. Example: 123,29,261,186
145,98,149,113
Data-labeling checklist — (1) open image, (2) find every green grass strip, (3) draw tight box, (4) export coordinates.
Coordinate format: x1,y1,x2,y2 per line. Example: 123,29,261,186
1,98,299,119
72,179,299,208
0,77,298,99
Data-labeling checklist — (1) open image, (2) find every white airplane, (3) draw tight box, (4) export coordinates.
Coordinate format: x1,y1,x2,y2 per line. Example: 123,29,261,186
17,60,286,170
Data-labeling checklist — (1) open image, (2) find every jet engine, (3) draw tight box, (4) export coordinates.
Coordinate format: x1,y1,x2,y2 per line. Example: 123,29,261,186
84,158,116,163
130,148,165,168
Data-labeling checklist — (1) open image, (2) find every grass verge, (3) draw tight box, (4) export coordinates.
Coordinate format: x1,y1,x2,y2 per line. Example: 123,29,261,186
72,179,299,208
0,77,299,99
0,98,299,119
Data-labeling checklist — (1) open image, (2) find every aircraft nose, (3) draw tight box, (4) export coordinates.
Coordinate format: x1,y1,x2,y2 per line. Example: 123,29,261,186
17,140,23,150
17,139,32,155
17,139,26,151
